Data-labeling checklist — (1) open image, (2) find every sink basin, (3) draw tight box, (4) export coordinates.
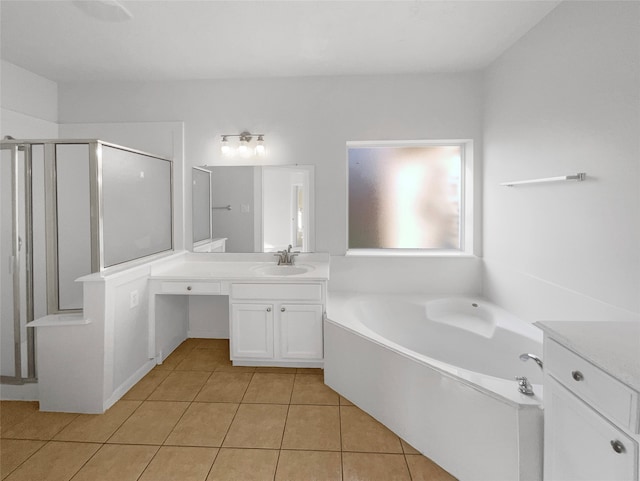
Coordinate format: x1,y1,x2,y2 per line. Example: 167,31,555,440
253,264,314,276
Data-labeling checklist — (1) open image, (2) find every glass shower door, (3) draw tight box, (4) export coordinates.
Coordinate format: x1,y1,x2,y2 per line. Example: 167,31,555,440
0,143,38,383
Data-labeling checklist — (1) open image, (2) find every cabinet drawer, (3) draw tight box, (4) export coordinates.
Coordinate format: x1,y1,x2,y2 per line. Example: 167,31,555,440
161,281,221,295
545,376,638,481
547,339,639,432
231,283,322,301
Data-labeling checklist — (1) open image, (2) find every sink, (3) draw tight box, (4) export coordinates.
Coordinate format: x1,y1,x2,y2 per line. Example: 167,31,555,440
253,264,314,276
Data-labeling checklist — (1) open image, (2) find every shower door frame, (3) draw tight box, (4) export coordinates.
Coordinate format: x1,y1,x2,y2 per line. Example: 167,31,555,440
1,138,174,385
1,142,37,384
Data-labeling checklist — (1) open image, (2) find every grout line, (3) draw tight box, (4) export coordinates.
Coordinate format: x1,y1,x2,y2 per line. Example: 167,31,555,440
65,441,105,481
217,386,248,449
403,452,414,481
239,371,256,403
274,402,292,481
134,444,163,481
338,403,345,481
274,376,296,480
204,445,222,481
190,370,215,402
103,398,158,445
0,438,49,479
155,398,194,451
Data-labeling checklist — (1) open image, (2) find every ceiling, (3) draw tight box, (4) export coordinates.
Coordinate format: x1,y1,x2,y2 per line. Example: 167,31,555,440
0,0,560,83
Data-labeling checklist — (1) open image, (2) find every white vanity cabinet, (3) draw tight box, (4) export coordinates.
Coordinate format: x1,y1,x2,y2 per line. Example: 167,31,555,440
229,282,325,367
537,322,640,481
231,303,275,359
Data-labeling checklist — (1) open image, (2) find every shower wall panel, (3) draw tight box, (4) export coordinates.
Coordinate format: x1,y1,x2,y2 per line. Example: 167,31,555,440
101,145,172,268
56,144,91,310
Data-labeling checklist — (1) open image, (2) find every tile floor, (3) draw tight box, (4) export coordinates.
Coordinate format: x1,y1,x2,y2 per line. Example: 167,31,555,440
0,338,456,481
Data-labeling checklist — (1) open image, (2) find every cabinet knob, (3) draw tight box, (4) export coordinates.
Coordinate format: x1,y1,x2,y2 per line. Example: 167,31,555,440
281,307,286,312
186,286,192,291
266,307,271,312
611,440,626,454
571,370,584,381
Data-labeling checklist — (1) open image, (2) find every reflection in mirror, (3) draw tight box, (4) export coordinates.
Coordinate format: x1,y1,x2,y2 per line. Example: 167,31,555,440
192,165,314,253
192,167,212,246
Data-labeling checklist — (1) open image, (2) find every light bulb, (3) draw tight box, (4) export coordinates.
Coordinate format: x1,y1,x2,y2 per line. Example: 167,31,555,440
238,139,250,158
221,136,232,156
255,136,266,157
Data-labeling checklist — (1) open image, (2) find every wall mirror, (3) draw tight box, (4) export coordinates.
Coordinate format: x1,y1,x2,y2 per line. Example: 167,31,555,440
191,165,314,253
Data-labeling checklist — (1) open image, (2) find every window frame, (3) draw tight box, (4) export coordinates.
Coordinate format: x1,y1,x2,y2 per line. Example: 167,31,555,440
345,139,475,257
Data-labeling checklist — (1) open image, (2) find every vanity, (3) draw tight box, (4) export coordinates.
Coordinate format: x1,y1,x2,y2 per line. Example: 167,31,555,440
536,321,640,481
148,252,330,368
28,251,328,414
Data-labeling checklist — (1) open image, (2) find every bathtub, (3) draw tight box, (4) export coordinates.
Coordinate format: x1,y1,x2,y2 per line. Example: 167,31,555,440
324,294,544,481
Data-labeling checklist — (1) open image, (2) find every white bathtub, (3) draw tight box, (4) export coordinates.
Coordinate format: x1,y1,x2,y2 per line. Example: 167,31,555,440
324,294,544,481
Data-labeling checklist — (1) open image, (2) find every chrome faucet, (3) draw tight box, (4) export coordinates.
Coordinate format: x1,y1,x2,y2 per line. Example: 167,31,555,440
519,353,544,370
274,244,299,265
515,376,535,396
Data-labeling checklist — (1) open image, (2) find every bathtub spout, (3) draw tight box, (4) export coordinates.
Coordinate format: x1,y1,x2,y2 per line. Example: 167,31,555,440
519,353,543,370
515,376,535,396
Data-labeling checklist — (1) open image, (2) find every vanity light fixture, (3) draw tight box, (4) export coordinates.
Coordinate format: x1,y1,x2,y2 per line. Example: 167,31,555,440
220,131,266,158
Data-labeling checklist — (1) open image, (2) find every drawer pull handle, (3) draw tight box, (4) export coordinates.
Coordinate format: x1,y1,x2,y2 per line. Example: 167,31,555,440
571,370,584,381
281,307,286,312
266,307,271,312
186,286,192,291
611,440,626,454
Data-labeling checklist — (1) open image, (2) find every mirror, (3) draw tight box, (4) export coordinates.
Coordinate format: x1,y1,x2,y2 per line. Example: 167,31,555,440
192,165,314,253
192,167,212,245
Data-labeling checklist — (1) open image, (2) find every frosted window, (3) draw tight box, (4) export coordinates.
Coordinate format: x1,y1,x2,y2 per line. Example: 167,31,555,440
348,144,462,250
102,145,172,267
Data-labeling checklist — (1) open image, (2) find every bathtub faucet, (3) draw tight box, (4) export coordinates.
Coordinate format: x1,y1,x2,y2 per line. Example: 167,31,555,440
515,376,535,396
519,353,543,370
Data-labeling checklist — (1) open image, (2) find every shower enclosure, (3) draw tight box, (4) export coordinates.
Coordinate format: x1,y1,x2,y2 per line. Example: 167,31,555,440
0,139,173,387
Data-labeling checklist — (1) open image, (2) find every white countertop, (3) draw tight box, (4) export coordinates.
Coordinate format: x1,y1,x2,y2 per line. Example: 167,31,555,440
535,320,640,392
149,252,330,282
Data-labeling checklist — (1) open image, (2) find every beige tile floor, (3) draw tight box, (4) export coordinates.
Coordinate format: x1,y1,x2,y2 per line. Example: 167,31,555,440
0,338,457,481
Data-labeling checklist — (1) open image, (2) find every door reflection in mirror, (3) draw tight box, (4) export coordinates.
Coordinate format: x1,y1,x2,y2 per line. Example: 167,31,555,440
194,165,314,253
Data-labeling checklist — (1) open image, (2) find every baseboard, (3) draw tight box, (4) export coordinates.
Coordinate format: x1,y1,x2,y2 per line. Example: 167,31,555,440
232,360,324,368
188,329,229,339
157,334,187,363
0,382,39,401
104,359,156,411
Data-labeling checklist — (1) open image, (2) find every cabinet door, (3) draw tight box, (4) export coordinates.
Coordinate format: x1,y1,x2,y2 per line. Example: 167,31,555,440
545,376,638,481
231,303,274,359
278,304,323,360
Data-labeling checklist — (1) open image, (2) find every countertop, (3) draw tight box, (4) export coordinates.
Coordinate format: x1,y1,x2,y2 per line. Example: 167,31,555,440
149,252,330,282
535,320,640,392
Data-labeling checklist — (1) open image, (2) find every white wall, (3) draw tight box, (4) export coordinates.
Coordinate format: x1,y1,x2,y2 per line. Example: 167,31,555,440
482,1,640,322
1,60,59,138
58,72,485,295
58,73,484,255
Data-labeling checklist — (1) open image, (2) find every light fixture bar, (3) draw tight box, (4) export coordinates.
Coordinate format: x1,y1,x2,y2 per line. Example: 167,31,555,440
220,132,265,140
220,131,267,158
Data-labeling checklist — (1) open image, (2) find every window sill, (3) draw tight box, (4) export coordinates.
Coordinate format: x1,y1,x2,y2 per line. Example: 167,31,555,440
345,249,477,258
